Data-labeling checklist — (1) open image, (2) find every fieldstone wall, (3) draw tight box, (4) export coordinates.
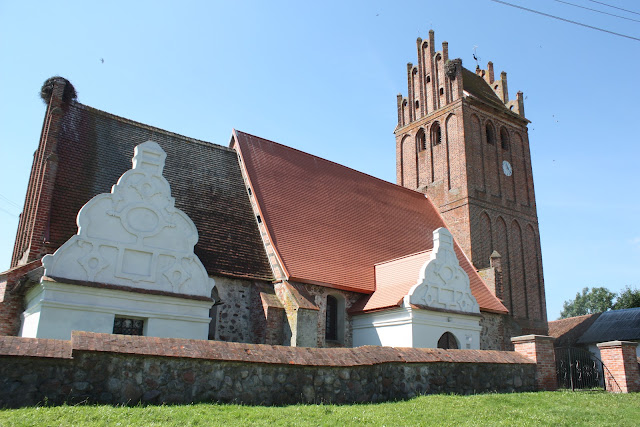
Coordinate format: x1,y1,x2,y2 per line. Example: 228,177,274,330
0,332,537,408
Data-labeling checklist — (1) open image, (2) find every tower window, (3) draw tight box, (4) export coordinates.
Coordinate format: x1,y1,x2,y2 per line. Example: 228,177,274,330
415,100,420,109
500,128,510,151
325,295,338,341
416,129,426,151
437,332,459,349
426,75,431,83
485,123,495,145
431,122,442,146
439,88,444,96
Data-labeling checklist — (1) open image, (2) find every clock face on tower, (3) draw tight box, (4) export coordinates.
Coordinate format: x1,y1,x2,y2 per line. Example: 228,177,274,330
502,160,513,176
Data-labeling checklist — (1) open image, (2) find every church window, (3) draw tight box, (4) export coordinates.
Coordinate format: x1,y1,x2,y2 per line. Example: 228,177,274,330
416,129,427,151
113,317,144,336
431,122,442,146
485,123,495,145
500,128,510,151
325,295,338,341
437,332,458,349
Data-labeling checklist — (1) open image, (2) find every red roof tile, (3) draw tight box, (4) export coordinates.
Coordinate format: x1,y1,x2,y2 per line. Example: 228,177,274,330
233,131,507,314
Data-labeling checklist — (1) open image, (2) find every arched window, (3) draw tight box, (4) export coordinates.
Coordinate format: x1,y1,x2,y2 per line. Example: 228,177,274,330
325,295,338,341
500,128,510,151
437,332,459,349
485,123,495,145
416,129,426,151
431,122,442,146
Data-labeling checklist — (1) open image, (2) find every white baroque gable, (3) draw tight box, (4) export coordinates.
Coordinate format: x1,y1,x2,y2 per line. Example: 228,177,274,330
42,141,215,298
405,227,479,313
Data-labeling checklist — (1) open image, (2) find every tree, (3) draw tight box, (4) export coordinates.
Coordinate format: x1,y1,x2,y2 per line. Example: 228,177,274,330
613,286,640,310
560,287,617,319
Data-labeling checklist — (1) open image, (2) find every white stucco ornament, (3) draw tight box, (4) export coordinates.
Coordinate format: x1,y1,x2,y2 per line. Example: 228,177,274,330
42,141,215,298
405,227,479,313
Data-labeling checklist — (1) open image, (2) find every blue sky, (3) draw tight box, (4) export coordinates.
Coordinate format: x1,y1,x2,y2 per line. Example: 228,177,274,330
1,0,639,320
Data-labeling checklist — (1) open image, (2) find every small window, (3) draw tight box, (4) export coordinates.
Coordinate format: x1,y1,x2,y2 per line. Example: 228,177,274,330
256,215,262,224
431,122,442,146
500,128,510,151
437,332,458,349
415,100,420,109
485,123,495,145
426,75,431,83
416,129,426,151
439,88,444,96
247,187,252,195
325,295,338,341
113,317,144,336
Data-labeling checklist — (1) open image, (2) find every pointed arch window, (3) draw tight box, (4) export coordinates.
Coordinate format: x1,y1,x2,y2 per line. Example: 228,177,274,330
431,122,442,146
500,127,510,151
485,123,495,145
416,129,427,151
437,332,459,349
325,295,338,341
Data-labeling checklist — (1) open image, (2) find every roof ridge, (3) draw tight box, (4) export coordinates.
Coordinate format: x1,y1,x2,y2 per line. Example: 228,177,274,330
72,101,233,152
375,249,433,267
234,129,429,200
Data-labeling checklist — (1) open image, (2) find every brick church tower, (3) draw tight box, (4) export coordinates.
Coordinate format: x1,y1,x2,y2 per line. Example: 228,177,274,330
395,31,547,334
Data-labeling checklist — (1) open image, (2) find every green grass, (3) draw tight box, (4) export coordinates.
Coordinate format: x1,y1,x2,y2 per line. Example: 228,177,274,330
1,391,638,426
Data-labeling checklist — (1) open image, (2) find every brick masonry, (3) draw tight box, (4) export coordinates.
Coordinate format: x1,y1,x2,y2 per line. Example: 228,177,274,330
597,341,640,393
512,335,556,391
395,33,547,337
0,332,538,408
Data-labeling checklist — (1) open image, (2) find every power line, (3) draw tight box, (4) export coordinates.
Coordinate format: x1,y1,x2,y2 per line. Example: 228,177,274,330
489,0,640,42
0,206,18,218
554,0,640,23
587,0,640,16
0,193,21,209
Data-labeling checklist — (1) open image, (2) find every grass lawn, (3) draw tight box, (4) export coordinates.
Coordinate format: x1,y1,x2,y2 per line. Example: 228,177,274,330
1,391,638,426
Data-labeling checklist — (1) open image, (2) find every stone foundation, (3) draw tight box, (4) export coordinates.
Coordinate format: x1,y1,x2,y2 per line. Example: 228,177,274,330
0,332,537,408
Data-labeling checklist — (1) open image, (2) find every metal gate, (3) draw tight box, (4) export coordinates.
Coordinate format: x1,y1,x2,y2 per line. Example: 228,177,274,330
555,347,606,390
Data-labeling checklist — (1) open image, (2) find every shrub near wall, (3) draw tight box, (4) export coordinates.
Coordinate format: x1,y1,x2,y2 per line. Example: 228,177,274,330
0,332,536,408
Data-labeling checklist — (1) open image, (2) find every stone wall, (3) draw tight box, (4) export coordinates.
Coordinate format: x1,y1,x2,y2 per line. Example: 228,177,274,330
0,332,537,408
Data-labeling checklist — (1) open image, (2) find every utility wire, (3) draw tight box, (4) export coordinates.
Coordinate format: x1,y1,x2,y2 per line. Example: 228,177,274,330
587,0,640,16
0,193,21,209
0,206,18,218
554,0,640,23
489,0,640,42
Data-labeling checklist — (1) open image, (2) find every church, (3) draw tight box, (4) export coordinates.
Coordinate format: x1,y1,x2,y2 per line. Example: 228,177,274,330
0,32,547,351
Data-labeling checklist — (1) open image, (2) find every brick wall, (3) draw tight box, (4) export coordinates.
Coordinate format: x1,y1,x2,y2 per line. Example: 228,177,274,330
597,341,640,393
0,332,537,408
0,260,42,336
512,335,556,391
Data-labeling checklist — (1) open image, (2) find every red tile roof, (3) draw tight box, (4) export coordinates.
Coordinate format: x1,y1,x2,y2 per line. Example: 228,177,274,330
233,130,507,314
548,313,601,347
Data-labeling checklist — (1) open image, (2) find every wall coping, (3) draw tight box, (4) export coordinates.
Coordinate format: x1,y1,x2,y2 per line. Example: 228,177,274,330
597,340,639,349
511,334,555,343
0,331,535,367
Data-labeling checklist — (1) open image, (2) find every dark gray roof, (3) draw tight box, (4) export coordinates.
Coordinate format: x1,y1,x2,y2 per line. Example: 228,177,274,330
46,102,274,282
577,307,640,344
461,67,508,111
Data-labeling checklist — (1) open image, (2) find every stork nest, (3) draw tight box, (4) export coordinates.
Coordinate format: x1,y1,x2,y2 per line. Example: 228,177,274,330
40,76,77,104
